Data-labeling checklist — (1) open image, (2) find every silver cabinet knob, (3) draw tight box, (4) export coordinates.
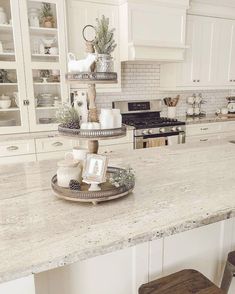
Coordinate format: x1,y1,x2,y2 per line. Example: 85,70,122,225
7,145,19,151
52,141,63,147
159,128,165,133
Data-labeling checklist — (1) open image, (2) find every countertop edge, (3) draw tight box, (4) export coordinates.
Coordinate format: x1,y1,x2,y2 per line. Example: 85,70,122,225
1,207,234,284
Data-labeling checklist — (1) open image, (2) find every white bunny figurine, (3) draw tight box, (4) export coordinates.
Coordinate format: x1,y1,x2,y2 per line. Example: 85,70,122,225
68,53,96,73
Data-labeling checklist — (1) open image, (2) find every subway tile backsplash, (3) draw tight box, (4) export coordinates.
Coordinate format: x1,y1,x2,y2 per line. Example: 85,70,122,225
75,62,231,117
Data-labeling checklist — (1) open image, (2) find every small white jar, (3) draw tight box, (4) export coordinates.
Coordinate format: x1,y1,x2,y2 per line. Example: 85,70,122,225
112,109,122,128
99,109,114,129
57,160,82,188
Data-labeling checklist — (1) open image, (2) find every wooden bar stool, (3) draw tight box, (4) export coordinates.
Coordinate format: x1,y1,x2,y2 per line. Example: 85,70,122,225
139,269,224,294
221,251,235,293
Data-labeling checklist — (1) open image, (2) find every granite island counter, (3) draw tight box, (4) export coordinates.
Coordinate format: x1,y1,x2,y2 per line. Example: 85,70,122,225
1,141,235,294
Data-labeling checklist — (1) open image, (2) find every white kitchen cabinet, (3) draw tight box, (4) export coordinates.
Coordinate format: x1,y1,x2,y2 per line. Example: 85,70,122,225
67,0,121,92
119,0,189,62
161,15,235,90
0,0,29,134
19,0,69,132
35,242,150,294
0,276,35,294
0,0,69,135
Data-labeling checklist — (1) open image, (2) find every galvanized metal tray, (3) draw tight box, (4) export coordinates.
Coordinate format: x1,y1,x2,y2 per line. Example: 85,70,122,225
58,124,127,140
51,167,134,205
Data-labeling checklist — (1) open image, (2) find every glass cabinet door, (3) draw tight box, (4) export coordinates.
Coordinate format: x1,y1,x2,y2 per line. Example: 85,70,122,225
0,0,29,134
20,0,69,132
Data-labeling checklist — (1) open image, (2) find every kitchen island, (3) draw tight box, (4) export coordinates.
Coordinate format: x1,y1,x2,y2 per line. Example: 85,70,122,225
1,141,235,294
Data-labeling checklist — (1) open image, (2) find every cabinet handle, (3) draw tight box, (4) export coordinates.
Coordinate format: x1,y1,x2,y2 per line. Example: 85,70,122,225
193,80,196,82
23,99,30,106
52,141,63,147
7,145,19,151
197,80,200,82
200,139,208,142
230,80,233,82
201,128,208,131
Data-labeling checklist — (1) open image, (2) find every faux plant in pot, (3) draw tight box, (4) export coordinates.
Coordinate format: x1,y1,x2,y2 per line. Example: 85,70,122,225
94,15,117,73
40,3,54,28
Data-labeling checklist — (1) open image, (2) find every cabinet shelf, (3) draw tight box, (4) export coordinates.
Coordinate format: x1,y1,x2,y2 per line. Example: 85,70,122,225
36,106,59,110
0,24,12,32
0,108,19,112
29,27,58,35
32,54,59,58
34,82,60,85
0,83,18,86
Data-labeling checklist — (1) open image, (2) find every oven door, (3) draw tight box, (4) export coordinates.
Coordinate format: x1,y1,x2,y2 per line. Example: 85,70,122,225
135,132,185,149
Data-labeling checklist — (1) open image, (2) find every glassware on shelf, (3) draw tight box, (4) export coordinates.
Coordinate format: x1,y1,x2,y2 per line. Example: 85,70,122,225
28,8,40,27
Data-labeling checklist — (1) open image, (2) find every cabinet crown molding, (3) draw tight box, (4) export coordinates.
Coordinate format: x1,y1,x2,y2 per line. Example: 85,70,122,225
189,0,235,19
119,0,189,8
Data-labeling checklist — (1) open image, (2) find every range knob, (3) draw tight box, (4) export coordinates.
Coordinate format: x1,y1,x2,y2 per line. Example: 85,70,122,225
148,129,153,134
159,128,165,133
177,126,182,131
142,130,150,135
171,126,177,132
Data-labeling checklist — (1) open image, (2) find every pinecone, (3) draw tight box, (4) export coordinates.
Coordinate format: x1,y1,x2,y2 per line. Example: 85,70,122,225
62,121,80,129
69,180,81,191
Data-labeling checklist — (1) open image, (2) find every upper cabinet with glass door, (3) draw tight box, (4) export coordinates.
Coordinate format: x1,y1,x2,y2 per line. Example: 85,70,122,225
19,0,68,132
0,0,29,134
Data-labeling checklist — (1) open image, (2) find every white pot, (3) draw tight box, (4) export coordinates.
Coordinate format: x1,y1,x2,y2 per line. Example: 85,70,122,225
0,99,11,109
57,160,82,187
0,7,7,24
99,109,114,129
112,109,122,128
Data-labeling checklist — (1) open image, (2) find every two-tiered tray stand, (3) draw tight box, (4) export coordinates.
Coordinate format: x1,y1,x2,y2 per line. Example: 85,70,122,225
51,71,134,205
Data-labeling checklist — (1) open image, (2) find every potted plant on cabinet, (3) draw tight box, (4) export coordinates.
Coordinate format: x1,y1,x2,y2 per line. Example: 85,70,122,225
94,15,117,73
40,3,54,28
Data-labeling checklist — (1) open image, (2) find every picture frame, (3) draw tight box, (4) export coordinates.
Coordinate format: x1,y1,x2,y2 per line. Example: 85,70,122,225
82,154,108,183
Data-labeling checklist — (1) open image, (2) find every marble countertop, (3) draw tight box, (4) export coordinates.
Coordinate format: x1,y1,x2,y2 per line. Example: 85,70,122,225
180,114,235,125
1,141,235,283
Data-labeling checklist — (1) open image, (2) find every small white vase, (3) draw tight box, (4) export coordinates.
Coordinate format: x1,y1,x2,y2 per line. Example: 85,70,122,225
112,109,122,128
99,109,114,129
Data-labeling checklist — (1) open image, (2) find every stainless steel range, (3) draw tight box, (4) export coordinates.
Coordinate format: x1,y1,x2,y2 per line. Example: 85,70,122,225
113,100,186,149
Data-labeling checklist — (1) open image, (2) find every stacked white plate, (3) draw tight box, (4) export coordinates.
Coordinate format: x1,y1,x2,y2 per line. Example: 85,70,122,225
37,94,55,107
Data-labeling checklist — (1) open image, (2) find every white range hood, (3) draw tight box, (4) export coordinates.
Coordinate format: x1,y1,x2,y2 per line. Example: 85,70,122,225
119,0,190,62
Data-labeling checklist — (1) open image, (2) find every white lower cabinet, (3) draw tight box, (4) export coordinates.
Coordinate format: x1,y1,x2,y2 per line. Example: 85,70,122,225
0,276,35,294
35,242,150,294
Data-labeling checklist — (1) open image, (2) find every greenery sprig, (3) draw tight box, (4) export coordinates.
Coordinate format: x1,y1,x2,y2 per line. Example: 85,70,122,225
94,15,117,55
109,168,135,190
56,104,80,129
40,3,53,18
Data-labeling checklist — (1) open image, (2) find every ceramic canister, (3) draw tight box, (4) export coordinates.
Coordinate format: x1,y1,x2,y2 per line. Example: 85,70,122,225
57,160,82,187
112,109,122,128
99,109,114,129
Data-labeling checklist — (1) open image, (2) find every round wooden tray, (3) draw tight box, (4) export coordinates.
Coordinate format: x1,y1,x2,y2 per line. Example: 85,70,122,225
66,72,117,84
51,167,134,205
58,124,127,140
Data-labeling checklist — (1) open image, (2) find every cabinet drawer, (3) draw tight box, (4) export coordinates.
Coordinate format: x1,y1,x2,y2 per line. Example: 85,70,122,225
35,137,74,153
0,140,35,157
186,123,222,136
222,121,235,132
186,134,220,144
